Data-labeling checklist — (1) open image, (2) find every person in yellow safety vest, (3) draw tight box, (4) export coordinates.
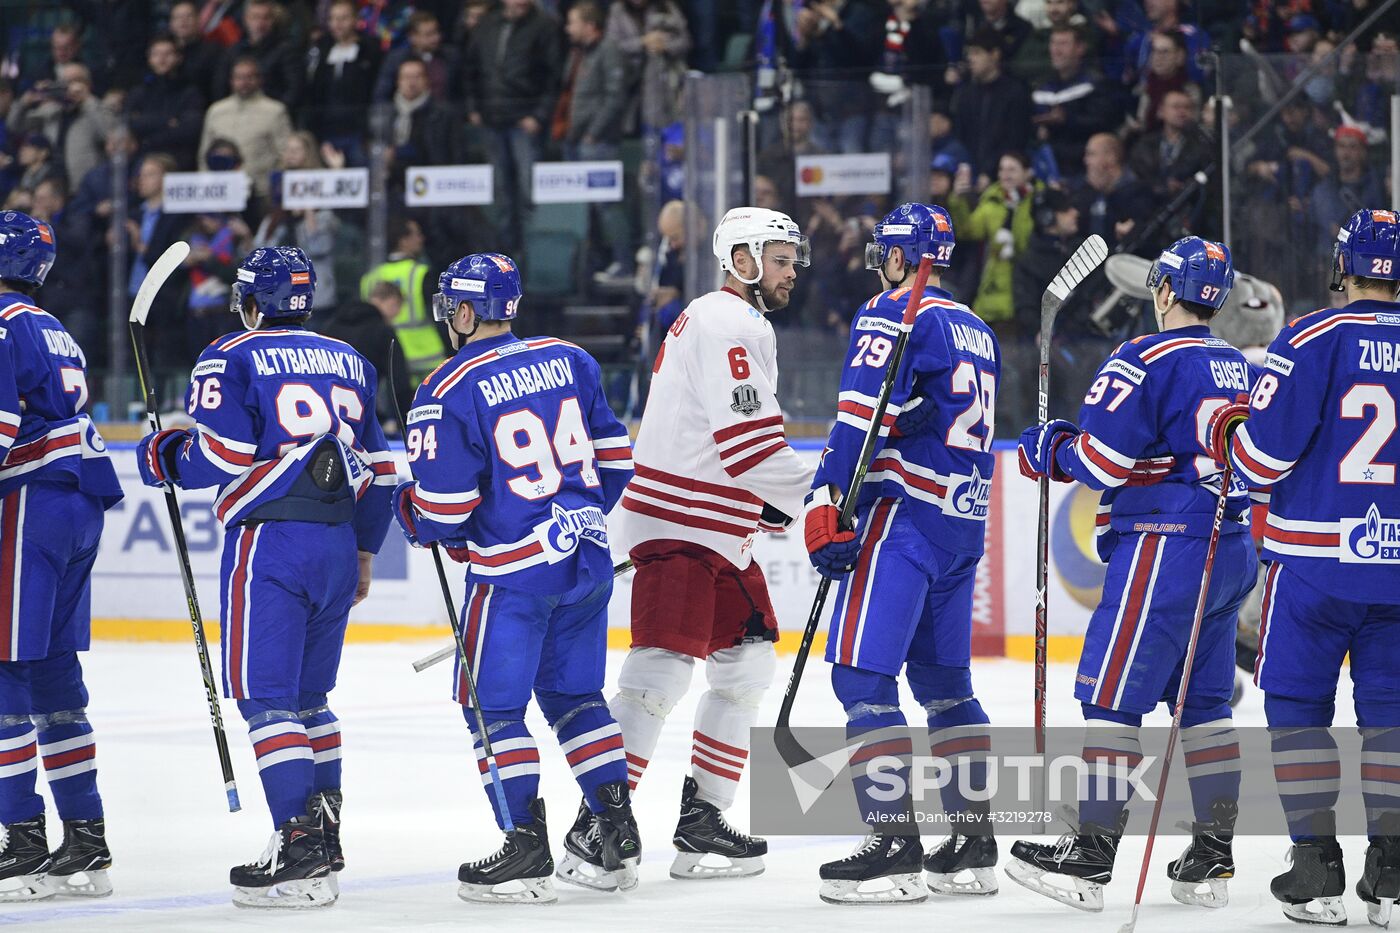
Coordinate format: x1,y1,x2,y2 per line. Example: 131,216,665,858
359,215,445,377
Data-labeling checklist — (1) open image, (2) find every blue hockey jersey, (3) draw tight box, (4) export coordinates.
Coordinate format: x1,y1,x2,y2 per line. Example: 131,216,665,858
401,333,634,592
168,326,397,553
1055,326,1253,560
1229,301,1400,604
813,285,1000,557
0,294,121,506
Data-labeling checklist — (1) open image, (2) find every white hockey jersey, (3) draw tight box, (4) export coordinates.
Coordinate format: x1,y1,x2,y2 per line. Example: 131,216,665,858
617,287,814,568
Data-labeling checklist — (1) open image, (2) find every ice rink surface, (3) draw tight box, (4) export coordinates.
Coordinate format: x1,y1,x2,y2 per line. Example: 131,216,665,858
2,642,1371,932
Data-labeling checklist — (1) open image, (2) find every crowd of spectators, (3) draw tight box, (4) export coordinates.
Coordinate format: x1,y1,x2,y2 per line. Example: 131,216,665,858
2,0,1399,425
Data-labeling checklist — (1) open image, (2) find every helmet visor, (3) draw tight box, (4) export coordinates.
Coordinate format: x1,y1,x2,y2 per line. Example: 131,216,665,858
229,281,248,315
1145,259,1165,293
432,291,460,323
864,242,886,271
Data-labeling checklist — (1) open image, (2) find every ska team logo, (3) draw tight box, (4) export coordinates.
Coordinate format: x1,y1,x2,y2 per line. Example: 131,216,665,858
1342,503,1400,564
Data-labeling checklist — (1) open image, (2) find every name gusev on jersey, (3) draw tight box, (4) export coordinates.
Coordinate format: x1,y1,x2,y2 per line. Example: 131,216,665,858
171,327,399,529
0,298,121,505
403,334,634,590
814,285,1000,558
1228,301,1400,604
615,287,813,568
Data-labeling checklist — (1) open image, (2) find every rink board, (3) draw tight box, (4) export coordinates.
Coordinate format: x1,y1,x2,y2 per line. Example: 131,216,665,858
93,443,1103,658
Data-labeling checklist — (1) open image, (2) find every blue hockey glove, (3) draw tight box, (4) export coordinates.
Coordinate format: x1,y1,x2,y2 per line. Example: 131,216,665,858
136,428,190,487
890,392,935,438
393,481,423,546
1018,419,1078,482
803,489,861,578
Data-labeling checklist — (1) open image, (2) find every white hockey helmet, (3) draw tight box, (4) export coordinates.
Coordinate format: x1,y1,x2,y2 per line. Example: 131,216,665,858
712,207,810,285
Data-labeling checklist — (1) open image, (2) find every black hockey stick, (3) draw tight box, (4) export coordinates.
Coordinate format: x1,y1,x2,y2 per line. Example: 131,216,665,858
411,557,635,673
1033,235,1108,830
1119,462,1238,933
128,241,241,813
773,254,935,773
388,344,516,831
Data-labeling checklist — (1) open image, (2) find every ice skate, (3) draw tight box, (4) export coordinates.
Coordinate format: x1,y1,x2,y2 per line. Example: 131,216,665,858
671,776,766,880
308,790,343,872
556,799,620,892
1005,816,1124,912
1271,837,1346,926
924,831,998,895
46,818,112,898
230,815,336,909
594,780,641,891
458,798,556,905
0,815,53,901
819,833,927,905
1168,800,1235,908
1357,830,1400,928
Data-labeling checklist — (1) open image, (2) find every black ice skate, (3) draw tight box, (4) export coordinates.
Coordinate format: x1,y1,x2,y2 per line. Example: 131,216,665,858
671,776,767,880
1356,824,1400,929
556,799,622,892
46,818,112,898
1271,836,1346,927
458,797,556,905
594,780,641,891
1167,800,1236,909
0,814,52,901
1004,814,1126,912
308,791,343,872
924,831,998,896
819,834,927,905
229,815,335,909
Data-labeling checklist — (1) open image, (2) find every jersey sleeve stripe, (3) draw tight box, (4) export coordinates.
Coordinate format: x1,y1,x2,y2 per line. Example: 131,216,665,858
626,479,762,521
592,434,632,450
1230,427,1295,484
712,414,784,444
866,454,949,498
197,428,257,472
1139,337,1205,364
1073,433,1134,486
633,463,763,504
722,440,789,477
1288,312,1377,348
410,484,481,518
717,427,785,462
836,399,897,429
620,495,755,537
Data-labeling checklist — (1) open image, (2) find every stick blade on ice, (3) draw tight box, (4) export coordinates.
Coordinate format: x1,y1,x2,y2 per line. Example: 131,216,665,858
1043,234,1108,308
129,241,191,325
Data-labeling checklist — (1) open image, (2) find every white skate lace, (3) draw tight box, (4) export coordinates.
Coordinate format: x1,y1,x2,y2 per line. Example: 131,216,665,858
843,833,883,861
1051,830,1077,865
245,831,284,873
714,810,759,845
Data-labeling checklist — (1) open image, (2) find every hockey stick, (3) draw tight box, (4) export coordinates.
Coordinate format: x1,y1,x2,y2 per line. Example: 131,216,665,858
128,240,241,814
1118,463,1238,933
1033,234,1108,830
388,345,516,832
411,557,636,673
773,254,935,772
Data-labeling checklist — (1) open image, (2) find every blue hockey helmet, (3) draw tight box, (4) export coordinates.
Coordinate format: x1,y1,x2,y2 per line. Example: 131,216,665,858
229,246,316,322
1331,208,1400,291
0,211,56,288
432,253,522,322
1145,236,1235,311
865,202,956,273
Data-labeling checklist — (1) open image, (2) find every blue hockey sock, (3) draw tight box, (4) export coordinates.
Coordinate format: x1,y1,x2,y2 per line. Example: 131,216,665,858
1265,693,1339,841
240,700,315,827
298,695,342,792
539,692,626,815
467,709,539,830
1179,717,1241,825
1079,703,1142,830
833,664,914,831
0,714,41,825
1361,727,1400,839
33,710,101,821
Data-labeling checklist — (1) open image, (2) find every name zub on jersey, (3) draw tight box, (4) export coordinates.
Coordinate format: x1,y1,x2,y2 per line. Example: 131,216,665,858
1358,338,1400,373
1342,504,1400,564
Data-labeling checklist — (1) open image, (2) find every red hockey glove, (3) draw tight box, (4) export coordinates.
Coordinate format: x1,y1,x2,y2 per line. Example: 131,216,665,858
443,542,472,563
1124,455,1176,487
136,428,191,487
803,489,861,578
1206,395,1251,466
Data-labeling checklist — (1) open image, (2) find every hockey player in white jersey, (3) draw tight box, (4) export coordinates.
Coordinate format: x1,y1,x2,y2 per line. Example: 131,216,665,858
572,208,815,884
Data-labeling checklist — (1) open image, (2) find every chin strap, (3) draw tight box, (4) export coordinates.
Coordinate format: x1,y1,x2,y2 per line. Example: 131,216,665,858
450,315,482,350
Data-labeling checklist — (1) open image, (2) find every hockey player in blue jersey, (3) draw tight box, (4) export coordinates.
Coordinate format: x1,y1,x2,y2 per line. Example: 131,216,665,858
137,246,397,909
391,253,639,904
0,212,124,901
803,202,1002,904
1209,208,1400,928
1009,236,1258,913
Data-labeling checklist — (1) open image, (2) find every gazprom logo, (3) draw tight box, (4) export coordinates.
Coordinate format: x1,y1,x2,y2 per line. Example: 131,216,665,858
546,502,608,553
1343,503,1400,563
951,466,991,518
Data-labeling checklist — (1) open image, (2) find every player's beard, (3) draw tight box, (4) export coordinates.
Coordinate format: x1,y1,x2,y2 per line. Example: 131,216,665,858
758,280,792,311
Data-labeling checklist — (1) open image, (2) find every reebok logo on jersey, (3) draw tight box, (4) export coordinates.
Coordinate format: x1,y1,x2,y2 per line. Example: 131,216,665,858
1342,504,1400,564
1102,358,1146,385
1377,313,1400,326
